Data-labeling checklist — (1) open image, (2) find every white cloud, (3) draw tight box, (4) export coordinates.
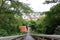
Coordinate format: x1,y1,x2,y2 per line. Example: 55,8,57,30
19,0,56,12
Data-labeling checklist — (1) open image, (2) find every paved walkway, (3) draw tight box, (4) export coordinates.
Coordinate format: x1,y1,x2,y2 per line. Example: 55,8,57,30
24,32,35,40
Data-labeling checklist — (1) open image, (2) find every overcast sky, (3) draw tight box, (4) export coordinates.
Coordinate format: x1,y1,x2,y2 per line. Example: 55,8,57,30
19,0,57,12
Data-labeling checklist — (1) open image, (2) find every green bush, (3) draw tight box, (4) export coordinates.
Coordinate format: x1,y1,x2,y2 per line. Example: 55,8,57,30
54,26,60,34
0,29,8,36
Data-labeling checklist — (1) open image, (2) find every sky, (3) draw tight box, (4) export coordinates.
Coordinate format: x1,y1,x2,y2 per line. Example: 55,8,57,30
19,0,57,12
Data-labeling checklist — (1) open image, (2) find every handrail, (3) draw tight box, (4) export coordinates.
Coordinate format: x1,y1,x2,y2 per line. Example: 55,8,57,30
0,34,60,40
0,35,25,40
31,34,60,40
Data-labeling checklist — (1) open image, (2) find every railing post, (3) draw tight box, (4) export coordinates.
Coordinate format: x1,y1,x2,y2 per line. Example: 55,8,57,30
51,38,55,40
36,37,41,40
41,37,45,40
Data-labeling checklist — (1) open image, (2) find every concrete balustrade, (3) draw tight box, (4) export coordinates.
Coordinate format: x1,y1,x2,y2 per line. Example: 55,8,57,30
32,34,60,40
0,35,24,40
0,34,60,40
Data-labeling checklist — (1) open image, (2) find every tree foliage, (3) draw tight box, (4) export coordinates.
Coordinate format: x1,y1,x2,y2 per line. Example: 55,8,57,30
28,17,46,34
0,0,32,36
45,3,60,34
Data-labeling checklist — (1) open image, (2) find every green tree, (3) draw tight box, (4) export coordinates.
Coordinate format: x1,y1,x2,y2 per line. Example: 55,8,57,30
0,0,32,36
28,17,46,34
45,3,60,34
